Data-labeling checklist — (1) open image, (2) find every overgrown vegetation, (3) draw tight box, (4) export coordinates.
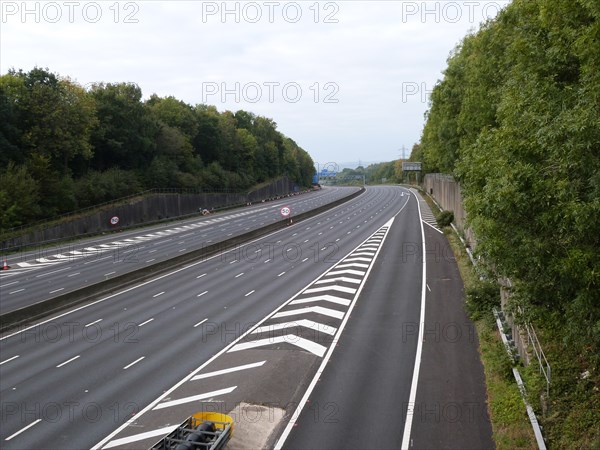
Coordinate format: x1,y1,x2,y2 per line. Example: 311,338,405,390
419,0,600,359
415,1,599,445
465,279,500,325
435,209,454,228
0,68,315,231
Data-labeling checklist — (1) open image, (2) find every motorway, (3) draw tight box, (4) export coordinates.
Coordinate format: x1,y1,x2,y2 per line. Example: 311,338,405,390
0,186,356,315
0,185,493,450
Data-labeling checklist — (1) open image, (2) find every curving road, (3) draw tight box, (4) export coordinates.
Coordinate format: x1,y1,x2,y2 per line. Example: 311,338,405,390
0,187,357,315
1,186,404,449
0,186,492,450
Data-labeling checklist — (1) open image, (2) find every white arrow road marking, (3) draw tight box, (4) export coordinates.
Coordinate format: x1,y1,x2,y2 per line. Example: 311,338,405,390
341,257,372,263
36,258,60,263
360,244,380,249
273,218,396,450
90,215,393,450
103,426,179,449
290,295,351,307
334,262,370,269
15,262,52,267
153,386,237,410
315,276,361,285
327,269,366,277
7,208,272,275
351,251,376,257
229,336,327,357
191,361,266,381
303,285,357,295
273,306,345,320
252,319,337,336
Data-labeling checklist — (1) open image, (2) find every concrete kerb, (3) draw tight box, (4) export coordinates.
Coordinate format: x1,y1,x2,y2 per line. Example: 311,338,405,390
0,188,365,333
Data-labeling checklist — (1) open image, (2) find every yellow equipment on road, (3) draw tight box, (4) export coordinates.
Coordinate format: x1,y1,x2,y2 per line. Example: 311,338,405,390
149,412,233,450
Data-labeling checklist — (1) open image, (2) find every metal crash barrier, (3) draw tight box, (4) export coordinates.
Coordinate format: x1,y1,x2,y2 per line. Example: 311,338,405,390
149,412,233,450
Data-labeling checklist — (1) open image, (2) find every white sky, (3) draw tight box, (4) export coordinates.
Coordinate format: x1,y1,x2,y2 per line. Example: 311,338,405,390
0,1,510,168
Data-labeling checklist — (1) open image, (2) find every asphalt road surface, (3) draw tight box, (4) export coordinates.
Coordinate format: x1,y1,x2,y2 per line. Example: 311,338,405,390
0,186,356,315
281,192,494,450
0,186,492,450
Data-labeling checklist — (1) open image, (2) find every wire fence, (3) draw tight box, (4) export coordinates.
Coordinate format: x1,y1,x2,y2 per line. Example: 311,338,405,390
4,187,244,235
1,178,301,252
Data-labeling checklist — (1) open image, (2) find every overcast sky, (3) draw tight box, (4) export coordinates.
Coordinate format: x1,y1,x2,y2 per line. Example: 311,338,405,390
1,1,509,168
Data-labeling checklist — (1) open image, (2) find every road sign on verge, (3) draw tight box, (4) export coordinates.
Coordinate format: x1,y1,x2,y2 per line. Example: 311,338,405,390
402,162,422,171
280,206,291,217
110,216,120,225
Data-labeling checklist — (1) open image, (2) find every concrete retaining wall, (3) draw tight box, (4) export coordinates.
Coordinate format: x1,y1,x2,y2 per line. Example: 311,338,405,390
424,174,538,374
423,173,476,249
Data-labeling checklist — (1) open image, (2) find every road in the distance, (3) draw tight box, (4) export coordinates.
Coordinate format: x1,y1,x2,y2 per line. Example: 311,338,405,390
0,187,356,314
280,190,423,449
0,186,405,450
281,192,493,449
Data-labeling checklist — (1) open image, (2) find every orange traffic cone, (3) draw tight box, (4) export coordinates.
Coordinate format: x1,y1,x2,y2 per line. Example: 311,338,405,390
2,260,8,270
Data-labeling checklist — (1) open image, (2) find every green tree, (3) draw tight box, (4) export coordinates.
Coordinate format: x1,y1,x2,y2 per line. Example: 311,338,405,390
419,0,600,359
0,162,40,230
146,95,198,142
90,82,157,170
193,105,221,164
4,68,97,174
0,76,23,166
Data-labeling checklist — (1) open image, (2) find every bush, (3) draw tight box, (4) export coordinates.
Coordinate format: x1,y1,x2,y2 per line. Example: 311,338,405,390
466,280,500,324
436,209,454,227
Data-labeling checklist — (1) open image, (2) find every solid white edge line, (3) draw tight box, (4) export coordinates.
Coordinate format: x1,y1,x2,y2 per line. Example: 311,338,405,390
273,214,397,450
5,418,42,441
400,188,428,449
92,188,391,450
423,219,444,234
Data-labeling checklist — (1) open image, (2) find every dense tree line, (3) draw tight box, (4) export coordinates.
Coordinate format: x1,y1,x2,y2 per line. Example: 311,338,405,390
326,162,398,185
0,68,315,230
419,0,599,366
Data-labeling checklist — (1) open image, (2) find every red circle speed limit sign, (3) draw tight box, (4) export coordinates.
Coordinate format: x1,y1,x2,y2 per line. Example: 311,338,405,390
280,206,291,217
110,216,120,225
